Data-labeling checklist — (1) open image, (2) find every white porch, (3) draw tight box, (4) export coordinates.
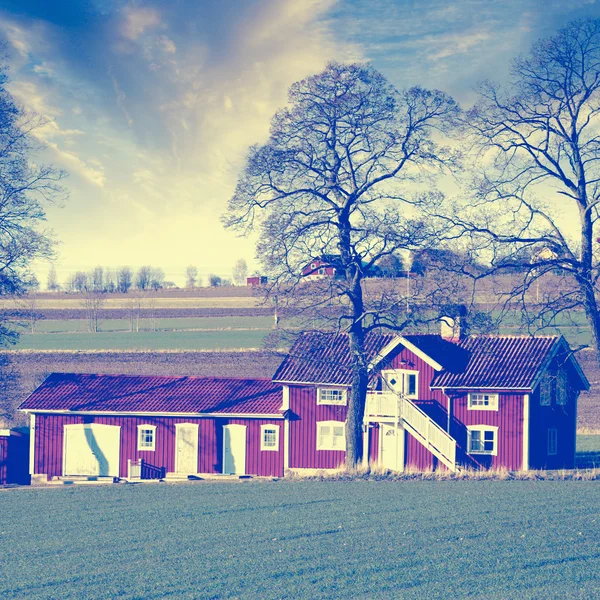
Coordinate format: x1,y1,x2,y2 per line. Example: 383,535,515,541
365,391,458,472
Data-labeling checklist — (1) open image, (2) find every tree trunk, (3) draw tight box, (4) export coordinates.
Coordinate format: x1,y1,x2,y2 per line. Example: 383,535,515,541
346,328,368,469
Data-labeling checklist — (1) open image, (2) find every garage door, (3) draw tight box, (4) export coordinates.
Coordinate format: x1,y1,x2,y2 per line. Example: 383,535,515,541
63,424,121,477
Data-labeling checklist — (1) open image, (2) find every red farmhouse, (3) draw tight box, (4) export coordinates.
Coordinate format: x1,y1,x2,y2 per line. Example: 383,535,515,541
20,326,588,481
301,255,342,280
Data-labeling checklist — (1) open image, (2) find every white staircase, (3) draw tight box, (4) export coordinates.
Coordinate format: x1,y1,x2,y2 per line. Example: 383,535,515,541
366,391,457,472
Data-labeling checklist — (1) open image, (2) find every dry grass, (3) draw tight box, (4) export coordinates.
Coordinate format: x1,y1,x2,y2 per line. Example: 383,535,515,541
292,464,600,482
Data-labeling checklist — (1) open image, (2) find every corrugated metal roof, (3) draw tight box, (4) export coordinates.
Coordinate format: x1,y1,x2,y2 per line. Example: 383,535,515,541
19,374,283,415
273,331,572,391
273,331,396,385
431,335,559,389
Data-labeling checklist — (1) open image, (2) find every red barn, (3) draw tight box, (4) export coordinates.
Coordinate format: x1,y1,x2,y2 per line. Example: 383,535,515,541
21,376,285,482
19,326,589,482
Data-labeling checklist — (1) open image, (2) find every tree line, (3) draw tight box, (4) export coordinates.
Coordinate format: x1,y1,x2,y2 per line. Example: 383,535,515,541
44,259,250,293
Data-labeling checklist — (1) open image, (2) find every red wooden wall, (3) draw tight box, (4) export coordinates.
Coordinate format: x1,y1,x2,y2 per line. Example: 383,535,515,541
288,385,348,469
33,414,284,479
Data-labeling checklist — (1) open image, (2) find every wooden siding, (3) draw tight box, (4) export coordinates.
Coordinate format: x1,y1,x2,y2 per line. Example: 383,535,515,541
450,391,525,470
288,386,347,469
0,433,30,485
33,414,284,479
528,380,577,470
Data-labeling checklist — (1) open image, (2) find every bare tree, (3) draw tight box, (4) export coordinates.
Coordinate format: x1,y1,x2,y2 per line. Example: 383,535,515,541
68,271,87,293
46,265,60,291
149,267,165,291
104,268,116,293
185,265,198,289
90,266,104,292
126,290,143,332
225,62,459,467
135,266,152,290
232,258,248,285
117,266,133,293
81,283,105,333
0,58,66,348
453,18,600,363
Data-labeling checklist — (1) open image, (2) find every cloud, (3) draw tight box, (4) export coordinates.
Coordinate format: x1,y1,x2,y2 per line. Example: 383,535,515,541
121,7,161,41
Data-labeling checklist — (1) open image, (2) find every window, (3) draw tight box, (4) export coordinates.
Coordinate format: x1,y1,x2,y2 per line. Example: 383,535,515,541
383,370,418,399
468,393,499,411
310,262,316,269
261,425,279,451
467,426,498,455
548,428,558,455
137,425,156,451
317,421,346,451
556,370,568,406
317,387,347,406
539,375,552,406
318,268,325,275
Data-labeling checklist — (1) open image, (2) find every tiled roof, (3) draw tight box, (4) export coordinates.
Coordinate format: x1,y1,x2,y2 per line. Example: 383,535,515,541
273,331,396,385
431,335,560,390
401,335,470,373
19,374,283,415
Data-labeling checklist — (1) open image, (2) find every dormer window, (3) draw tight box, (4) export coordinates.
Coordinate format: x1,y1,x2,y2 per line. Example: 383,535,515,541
317,387,347,406
468,393,499,411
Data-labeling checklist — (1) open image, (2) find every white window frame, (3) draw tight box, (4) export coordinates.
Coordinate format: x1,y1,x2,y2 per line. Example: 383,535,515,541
260,424,279,451
137,424,156,451
317,387,347,406
548,428,558,455
382,370,419,400
467,425,498,456
468,393,499,411
317,421,346,451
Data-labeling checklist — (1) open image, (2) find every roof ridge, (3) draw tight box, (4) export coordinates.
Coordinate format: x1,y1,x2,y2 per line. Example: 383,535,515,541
47,373,274,382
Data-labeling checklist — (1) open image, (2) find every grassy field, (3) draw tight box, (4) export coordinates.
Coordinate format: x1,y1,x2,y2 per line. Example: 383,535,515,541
11,329,272,351
18,316,277,334
1,480,600,599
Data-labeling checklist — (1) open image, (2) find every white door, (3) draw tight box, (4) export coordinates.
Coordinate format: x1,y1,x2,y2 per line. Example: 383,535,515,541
175,423,199,474
380,423,404,471
223,425,247,475
63,424,121,477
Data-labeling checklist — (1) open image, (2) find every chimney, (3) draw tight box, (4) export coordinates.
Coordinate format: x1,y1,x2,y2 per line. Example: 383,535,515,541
440,316,461,342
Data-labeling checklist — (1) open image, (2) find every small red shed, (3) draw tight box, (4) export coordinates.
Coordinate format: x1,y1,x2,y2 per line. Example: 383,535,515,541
0,428,30,485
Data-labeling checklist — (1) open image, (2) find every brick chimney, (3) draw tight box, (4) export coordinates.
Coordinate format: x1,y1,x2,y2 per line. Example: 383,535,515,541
440,316,461,342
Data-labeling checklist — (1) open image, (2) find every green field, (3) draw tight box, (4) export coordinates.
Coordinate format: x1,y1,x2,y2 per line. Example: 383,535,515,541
19,316,276,334
12,329,272,351
1,480,600,599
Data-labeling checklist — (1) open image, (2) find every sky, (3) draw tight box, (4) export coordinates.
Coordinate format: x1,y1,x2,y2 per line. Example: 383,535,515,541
0,0,598,287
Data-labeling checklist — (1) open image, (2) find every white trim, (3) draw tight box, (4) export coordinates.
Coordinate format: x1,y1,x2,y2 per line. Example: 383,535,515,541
273,379,351,387
137,424,157,451
316,420,346,451
368,336,444,372
281,385,290,412
282,385,290,471
362,422,369,467
467,425,498,456
21,409,284,419
175,423,199,474
522,394,530,471
29,413,35,476
260,424,279,451
317,387,347,406
467,393,499,411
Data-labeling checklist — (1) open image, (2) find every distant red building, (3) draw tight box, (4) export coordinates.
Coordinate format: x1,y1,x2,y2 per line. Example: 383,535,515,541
19,325,588,481
301,255,342,280
246,276,268,287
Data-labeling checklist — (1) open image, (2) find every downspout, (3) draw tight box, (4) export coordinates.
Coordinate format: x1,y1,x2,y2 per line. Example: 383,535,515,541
444,388,452,435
